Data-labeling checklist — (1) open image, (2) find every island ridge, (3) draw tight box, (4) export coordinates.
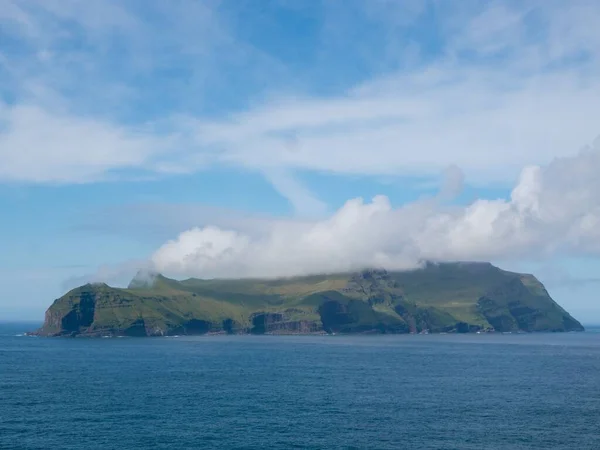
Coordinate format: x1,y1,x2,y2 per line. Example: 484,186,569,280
35,262,584,337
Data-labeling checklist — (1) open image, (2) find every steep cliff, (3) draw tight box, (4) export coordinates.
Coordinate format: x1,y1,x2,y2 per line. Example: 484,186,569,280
35,262,584,336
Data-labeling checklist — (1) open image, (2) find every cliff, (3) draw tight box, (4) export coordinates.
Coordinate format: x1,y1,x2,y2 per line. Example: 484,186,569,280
35,262,584,337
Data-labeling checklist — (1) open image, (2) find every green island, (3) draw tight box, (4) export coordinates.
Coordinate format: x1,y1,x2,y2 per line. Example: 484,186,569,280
34,262,584,337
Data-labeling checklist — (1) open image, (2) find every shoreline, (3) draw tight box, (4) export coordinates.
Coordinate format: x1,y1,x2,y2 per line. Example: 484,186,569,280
26,328,586,338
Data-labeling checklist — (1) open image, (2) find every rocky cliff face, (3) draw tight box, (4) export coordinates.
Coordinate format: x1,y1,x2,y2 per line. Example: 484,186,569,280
476,276,584,332
38,285,101,336
250,312,323,334
34,263,584,337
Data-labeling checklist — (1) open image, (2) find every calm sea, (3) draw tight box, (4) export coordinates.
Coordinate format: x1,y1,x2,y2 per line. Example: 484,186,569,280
1,322,599,449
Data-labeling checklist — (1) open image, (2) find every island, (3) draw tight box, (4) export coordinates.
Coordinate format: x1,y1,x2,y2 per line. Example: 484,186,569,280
34,262,584,337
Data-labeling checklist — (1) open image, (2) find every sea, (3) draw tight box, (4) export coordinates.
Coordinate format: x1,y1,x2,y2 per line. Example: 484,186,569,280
1,323,599,450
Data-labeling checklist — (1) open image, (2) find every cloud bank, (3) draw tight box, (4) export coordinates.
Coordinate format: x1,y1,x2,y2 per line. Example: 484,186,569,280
152,138,600,278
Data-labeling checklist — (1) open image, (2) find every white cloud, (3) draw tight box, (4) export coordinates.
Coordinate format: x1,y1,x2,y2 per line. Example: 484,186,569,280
180,1,600,190
0,0,288,184
151,138,600,278
0,104,165,183
1,0,600,208
192,67,600,187
262,168,328,217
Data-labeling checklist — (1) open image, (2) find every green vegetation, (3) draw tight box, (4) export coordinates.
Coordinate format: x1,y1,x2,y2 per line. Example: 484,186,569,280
36,262,584,337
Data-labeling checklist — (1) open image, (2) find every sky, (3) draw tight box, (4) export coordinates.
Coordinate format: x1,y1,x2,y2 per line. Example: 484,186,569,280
1,0,600,322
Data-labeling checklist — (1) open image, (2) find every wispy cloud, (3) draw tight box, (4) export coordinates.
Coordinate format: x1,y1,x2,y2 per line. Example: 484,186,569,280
60,259,151,292
2,1,598,192
0,104,167,182
194,70,599,185
262,168,328,217
0,0,295,184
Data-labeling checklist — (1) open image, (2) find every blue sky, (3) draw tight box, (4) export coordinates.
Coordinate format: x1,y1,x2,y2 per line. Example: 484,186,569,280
1,0,600,322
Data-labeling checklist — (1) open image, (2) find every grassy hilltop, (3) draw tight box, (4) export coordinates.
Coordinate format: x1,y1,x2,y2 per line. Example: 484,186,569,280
36,262,584,337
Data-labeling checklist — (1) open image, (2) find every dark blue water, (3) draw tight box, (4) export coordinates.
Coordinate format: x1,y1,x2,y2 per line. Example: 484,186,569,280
1,323,600,449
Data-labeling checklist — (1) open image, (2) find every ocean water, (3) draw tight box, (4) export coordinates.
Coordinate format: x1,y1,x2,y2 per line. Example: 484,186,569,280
1,323,600,450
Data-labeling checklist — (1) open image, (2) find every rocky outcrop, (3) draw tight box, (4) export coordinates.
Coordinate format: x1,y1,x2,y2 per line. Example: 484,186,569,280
317,293,408,334
394,300,456,333
343,269,400,305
